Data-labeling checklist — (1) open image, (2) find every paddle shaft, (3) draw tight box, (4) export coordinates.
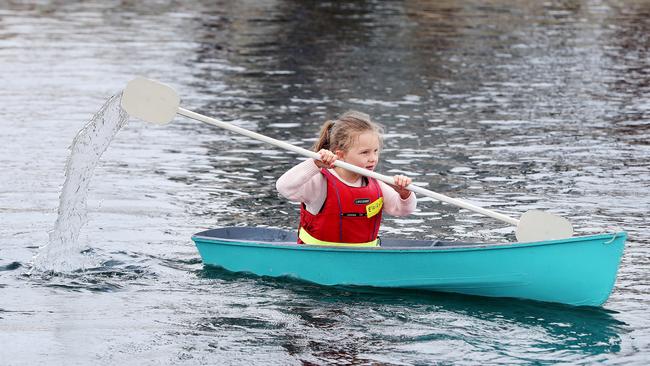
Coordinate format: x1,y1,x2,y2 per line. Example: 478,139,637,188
178,107,520,226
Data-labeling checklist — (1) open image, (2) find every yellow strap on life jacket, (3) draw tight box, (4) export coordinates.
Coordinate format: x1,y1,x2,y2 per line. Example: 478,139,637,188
299,227,379,247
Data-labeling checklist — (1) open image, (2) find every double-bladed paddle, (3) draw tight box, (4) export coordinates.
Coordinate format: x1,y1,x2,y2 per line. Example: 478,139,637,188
120,77,574,242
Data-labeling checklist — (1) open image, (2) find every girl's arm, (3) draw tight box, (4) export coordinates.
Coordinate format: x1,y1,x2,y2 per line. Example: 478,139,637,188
276,159,327,214
378,180,417,216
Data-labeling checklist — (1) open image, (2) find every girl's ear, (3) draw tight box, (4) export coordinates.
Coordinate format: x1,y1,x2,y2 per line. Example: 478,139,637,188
335,150,346,159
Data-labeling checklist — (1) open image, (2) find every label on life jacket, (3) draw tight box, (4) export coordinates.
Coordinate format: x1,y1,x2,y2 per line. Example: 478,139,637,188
366,197,383,218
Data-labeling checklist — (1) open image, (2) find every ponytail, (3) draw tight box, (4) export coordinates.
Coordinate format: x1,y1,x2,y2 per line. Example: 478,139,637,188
312,120,336,151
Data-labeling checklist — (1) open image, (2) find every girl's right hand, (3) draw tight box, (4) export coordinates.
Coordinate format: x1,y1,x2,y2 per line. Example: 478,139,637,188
315,149,337,168
390,174,412,199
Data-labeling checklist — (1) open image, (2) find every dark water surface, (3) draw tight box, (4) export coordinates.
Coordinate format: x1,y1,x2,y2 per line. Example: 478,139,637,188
1,1,649,364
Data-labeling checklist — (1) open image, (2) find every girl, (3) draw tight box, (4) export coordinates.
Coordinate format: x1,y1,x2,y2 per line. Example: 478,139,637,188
276,110,416,247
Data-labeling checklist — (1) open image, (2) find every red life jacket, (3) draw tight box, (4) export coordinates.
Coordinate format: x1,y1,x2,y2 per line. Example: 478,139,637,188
298,168,383,245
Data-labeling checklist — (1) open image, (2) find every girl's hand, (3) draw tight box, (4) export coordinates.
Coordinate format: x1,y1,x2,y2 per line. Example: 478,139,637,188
391,175,412,199
315,149,337,169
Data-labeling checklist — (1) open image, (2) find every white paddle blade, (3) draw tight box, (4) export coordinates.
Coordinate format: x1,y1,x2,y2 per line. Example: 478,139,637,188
516,210,574,242
121,77,180,124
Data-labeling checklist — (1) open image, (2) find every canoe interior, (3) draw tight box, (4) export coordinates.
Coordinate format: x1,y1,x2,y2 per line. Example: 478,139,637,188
193,226,490,249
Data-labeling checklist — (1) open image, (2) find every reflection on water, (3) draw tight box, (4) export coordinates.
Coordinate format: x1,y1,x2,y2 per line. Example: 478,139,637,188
198,266,626,364
1,0,649,364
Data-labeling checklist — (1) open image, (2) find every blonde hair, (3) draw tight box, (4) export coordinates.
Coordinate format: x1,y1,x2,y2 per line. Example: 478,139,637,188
312,110,384,153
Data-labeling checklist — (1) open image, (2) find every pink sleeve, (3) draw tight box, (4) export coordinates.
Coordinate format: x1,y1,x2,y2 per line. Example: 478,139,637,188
378,181,417,216
276,159,327,214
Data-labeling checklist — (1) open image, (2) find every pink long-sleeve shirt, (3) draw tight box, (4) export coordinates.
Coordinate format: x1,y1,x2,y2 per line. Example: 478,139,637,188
276,159,417,216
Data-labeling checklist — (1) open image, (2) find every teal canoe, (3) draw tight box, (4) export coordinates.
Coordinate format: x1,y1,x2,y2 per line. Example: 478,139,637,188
192,227,626,306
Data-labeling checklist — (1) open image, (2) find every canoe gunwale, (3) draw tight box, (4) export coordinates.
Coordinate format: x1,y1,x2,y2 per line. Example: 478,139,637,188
191,229,627,254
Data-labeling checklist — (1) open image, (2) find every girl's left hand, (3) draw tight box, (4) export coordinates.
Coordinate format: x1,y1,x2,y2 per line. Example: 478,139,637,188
391,175,412,199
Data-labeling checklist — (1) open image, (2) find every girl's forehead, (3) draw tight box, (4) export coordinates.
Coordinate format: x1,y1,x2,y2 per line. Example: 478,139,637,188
354,132,380,146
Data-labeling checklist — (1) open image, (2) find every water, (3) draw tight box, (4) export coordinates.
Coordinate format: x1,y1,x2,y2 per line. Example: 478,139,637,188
1,1,649,365
33,93,129,272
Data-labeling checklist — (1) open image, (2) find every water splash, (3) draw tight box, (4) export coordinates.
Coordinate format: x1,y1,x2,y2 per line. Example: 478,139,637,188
33,93,129,272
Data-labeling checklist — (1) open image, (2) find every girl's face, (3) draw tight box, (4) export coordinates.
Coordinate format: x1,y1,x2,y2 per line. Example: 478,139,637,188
336,131,381,171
